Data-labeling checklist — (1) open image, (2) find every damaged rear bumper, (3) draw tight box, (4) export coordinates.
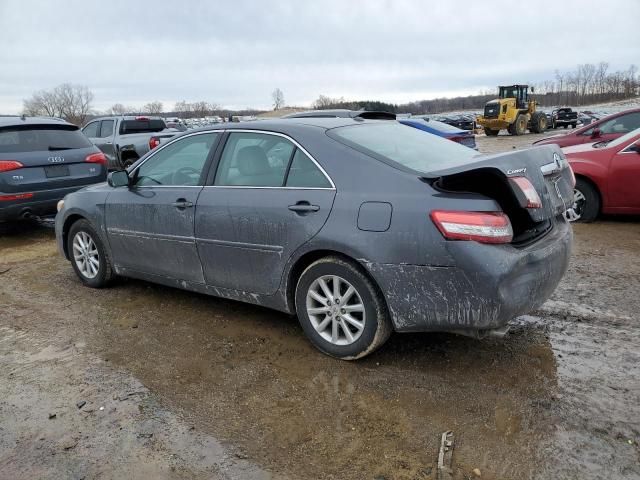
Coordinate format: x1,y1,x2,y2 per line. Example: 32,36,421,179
367,217,572,333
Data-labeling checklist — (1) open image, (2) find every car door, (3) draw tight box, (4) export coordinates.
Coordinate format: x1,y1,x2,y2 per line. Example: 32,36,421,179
104,132,220,282
195,131,336,295
95,120,116,168
608,139,640,211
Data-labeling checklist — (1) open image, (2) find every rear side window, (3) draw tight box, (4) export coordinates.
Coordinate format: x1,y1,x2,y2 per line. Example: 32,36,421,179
328,122,477,174
120,119,166,134
0,126,93,153
285,149,331,188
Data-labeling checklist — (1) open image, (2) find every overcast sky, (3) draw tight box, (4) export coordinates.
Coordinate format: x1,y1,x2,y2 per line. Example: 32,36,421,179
1,0,638,114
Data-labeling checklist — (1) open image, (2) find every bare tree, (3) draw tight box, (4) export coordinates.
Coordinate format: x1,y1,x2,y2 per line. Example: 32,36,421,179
312,94,346,109
191,101,211,118
272,88,285,110
22,83,94,125
107,103,132,115
142,101,163,114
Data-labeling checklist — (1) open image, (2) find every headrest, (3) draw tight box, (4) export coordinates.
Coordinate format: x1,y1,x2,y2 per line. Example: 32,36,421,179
236,146,270,176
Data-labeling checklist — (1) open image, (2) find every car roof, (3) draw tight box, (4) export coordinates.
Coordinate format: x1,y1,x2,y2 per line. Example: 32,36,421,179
0,116,74,128
188,117,383,134
283,109,397,120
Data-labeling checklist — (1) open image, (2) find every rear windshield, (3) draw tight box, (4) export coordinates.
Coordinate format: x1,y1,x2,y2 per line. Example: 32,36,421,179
426,120,464,133
327,122,477,174
0,126,92,153
120,119,166,134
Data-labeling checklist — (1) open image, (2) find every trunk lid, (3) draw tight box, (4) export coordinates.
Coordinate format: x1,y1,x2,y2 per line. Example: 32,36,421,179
426,145,574,244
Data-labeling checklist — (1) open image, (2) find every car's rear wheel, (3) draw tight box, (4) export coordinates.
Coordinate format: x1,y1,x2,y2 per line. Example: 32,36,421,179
565,178,599,223
68,219,114,287
295,256,392,360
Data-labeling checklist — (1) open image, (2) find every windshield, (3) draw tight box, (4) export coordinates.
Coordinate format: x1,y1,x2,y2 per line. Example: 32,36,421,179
328,122,477,174
604,127,640,149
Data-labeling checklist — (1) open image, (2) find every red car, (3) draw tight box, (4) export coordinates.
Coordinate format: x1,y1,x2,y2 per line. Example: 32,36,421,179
534,108,640,148
562,128,640,221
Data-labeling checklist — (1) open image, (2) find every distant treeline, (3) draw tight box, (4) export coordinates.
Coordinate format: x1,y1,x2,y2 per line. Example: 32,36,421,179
312,62,639,114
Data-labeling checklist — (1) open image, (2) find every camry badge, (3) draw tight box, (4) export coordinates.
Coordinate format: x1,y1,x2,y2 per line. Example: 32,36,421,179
507,167,527,175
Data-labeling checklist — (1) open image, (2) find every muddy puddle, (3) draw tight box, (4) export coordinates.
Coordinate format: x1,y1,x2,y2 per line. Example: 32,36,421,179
1,216,639,479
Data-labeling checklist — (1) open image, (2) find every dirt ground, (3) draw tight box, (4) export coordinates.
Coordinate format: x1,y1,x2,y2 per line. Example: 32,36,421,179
1,131,639,480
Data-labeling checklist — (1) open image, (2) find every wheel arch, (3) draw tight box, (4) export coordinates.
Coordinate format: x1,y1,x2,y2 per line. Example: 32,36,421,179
575,173,603,213
284,249,388,316
61,213,88,260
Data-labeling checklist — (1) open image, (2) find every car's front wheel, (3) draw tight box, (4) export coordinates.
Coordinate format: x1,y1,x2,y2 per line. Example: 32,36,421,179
68,219,114,287
565,178,600,223
295,256,392,360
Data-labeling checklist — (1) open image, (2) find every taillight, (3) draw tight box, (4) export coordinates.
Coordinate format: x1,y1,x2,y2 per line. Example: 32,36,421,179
149,137,160,149
0,192,33,202
430,210,513,244
0,160,24,173
509,176,542,209
85,152,107,166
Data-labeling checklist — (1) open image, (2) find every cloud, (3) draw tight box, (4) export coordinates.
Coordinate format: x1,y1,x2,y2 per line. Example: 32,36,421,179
1,0,638,113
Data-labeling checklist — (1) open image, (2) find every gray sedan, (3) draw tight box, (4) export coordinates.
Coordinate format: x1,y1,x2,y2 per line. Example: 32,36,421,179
55,118,573,359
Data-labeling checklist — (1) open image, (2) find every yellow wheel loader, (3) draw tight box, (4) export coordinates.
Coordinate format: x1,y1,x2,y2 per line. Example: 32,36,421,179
477,85,547,136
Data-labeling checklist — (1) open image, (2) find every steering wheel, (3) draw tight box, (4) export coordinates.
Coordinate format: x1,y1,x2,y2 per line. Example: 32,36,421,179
172,166,201,185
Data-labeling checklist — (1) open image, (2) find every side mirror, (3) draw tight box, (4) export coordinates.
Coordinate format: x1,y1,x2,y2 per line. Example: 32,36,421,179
108,170,130,188
591,127,601,139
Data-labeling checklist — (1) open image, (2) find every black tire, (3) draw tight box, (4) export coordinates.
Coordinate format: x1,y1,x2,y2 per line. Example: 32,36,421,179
571,123,577,129
508,114,527,136
530,112,547,133
67,219,114,288
571,178,600,223
563,124,569,129
484,128,499,136
295,256,392,360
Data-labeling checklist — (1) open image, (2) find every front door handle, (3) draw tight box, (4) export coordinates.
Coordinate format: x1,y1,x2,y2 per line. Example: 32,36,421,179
288,201,320,214
172,199,194,209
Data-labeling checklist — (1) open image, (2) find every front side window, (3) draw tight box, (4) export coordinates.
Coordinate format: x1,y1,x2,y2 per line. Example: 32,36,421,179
99,120,114,138
328,122,477,174
214,132,295,187
82,121,99,137
134,133,218,186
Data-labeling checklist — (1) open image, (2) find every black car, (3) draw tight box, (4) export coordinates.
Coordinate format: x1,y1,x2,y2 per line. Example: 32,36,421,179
432,114,476,131
0,116,107,222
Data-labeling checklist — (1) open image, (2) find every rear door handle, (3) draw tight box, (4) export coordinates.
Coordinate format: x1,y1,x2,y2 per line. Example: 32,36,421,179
288,202,320,213
172,199,194,209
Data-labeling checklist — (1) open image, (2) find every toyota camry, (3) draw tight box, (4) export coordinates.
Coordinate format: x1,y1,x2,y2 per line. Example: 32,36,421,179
56,118,573,359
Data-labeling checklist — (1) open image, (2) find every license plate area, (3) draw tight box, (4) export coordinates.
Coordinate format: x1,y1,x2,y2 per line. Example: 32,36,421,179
45,165,70,178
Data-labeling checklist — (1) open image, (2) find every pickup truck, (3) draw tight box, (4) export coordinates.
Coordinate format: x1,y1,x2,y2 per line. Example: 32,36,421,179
550,108,578,129
81,116,179,170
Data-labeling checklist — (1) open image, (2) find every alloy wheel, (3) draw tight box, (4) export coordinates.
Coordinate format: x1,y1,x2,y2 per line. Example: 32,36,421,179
306,275,366,346
565,188,586,222
72,231,100,279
